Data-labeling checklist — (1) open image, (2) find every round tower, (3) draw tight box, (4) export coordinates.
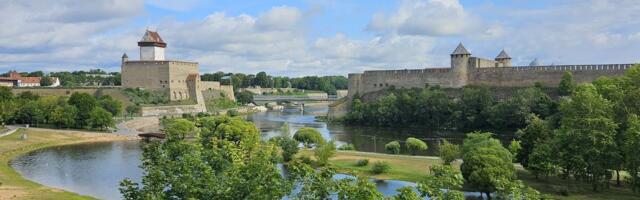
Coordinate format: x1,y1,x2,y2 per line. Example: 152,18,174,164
138,30,167,61
121,53,128,63
495,49,512,67
450,42,471,87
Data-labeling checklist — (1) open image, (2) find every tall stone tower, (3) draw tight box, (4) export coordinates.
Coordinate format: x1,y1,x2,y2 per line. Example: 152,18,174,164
450,43,471,87
138,30,166,61
495,49,512,67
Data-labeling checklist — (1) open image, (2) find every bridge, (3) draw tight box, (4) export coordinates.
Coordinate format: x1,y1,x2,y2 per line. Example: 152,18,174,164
253,95,341,102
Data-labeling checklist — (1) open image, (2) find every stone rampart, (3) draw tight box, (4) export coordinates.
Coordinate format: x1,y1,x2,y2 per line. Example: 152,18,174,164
471,64,632,87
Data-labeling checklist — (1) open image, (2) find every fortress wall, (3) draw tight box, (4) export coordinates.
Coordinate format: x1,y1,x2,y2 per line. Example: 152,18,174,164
347,73,362,97
471,64,633,87
352,68,453,95
470,57,501,68
121,61,170,90
168,61,199,101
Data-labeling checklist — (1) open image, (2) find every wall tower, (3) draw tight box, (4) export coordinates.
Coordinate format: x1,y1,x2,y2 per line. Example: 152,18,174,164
450,42,471,87
138,30,166,61
495,49,511,67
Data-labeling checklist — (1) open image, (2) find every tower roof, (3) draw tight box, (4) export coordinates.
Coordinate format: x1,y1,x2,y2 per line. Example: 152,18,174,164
122,53,128,58
451,42,471,55
138,30,167,48
495,49,511,59
529,58,541,66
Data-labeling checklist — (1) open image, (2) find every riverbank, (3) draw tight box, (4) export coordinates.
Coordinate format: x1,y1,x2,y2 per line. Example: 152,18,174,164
303,149,639,200
0,128,136,200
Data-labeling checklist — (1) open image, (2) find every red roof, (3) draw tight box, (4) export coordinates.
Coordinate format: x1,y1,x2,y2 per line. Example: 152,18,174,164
138,30,167,47
1,72,47,84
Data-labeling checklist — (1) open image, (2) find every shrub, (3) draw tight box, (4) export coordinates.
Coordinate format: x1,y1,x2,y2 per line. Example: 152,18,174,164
293,127,325,148
406,137,428,155
226,110,239,117
385,141,401,154
371,161,391,174
438,139,461,165
356,159,369,167
338,143,356,151
314,141,336,166
270,136,300,162
298,155,313,165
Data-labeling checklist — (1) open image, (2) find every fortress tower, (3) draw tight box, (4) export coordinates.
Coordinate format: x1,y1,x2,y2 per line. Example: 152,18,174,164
138,30,166,61
495,49,512,66
450,43,471,87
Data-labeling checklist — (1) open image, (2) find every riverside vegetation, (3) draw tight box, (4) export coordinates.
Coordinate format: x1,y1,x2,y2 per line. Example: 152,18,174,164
341,65,640,198
0,87,120,131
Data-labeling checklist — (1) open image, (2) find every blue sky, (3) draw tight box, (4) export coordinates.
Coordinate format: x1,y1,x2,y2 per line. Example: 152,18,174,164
0,0,638,77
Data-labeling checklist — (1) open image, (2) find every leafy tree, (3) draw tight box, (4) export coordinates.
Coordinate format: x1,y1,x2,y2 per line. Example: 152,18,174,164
88,107,114,130
235,91,254,104
405,137,427,155
507,140,521,162
527,143,556,179
553,84,618,191
50,105,77,128
120,117,292,200
456,86,493,131
269,136,299,162
163,119,197,140
16,101,44,125
558,71,576,96
0,86,13,101
99,95,123,116
417,87,454,130
623,114,640,192
314,140,336,166
461,132,515,199
385,141,401,154
287,159,334,199
40,75,53,86
293,127,325,148
515,114,552,167
438,139,461,165
391,186,421,200
68,92,97,127
494,180,541,200
417,165,465,200
333,176,384,200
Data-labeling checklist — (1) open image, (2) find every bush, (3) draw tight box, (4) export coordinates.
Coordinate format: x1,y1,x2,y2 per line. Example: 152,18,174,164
226,110,239,117
270,136,300,162
356,159,369,167
298,155,313,165
338,143,356,151
438,139,460,165
406,137,428,155
385,141,401,154
293,127,325,148
314,141,336,166
371,161,391,174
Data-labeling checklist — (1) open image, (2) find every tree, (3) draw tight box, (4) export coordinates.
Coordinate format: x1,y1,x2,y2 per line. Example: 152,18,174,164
235,91,254,104
508,140,521,162
16,101,44,125
269,136,299,162
461,132,515,199
68,92,97,127
50,105,77,128
120,117,292,199
385,141,401,154
554,84,618,191
0,86,13,101
314,140,336,166
623,114,640,192
405,137,427,155
163,119,196,140
334,176,384,200
40,76,53,86
439,139,460,165
391,186,421,200
293,127,325,148
417,165,465,200
527,143,556,179
456,86,493,130
88,107,114,130
515,114,552,167
99,95,123,116
558,71,576,96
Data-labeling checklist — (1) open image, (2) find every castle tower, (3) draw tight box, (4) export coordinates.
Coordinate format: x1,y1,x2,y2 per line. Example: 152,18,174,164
138,30,166,61
121,53,128,63
450,42,471,87
495,49,511,67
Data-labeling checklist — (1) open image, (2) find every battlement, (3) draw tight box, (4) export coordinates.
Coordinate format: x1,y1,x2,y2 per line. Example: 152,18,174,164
475,63,634,72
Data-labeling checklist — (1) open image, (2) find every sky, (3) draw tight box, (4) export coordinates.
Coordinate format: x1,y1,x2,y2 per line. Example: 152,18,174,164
0,0,639,77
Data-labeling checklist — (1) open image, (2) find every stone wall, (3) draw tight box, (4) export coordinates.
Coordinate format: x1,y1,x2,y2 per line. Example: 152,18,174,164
140,104,206,116
348,68,452,97
471,64,632,87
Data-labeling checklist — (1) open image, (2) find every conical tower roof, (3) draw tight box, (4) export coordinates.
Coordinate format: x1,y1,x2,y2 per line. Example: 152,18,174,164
138,30,167,47
529,58,541,66
122,53,128,58
451,42,471,55
495,49,510,59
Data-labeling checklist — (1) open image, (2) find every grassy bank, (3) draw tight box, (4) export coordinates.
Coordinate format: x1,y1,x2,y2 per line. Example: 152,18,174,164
302,149,639,200
0,129,133,200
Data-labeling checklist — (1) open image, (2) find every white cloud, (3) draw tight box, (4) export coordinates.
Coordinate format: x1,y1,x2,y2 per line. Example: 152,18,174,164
146,0,201,12
367,0,482,36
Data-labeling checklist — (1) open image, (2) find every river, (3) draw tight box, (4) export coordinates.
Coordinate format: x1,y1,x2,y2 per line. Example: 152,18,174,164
11,103,491,199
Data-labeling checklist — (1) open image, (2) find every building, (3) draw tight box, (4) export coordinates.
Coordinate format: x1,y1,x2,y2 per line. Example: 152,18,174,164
121,30,234,103
0,72,60,87
347,43,635,97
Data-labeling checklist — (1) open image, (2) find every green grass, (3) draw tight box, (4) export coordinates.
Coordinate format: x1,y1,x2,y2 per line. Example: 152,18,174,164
0,129,120,200
300,149,640,200
205,98,239,111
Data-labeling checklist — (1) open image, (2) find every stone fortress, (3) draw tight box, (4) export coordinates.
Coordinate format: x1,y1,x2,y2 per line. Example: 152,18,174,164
347,43,635,97
121,30,234,115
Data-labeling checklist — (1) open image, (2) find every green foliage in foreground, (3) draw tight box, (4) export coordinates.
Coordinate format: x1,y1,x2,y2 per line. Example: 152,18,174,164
293,127,325,148
385,141,401,154
314,141,337,166
438,139,460,165
371,161,391,174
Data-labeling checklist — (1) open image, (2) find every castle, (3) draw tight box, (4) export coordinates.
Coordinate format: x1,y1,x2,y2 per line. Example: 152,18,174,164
347,43,635,97
121,30,234,113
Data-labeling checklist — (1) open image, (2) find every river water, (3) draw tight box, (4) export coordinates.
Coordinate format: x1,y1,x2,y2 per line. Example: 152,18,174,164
11,103,490,199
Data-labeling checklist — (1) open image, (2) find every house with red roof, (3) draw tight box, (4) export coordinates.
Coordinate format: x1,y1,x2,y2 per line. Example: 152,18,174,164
0,72,60,87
